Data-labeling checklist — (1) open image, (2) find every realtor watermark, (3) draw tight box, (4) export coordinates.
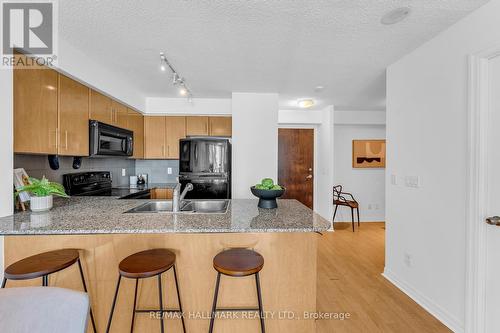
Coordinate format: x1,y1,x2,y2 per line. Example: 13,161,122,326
149,310,352,321
1,0,58,68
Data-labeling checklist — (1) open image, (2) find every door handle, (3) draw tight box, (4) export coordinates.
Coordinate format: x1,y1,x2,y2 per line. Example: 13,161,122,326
305,175,313,180
486,216,500,226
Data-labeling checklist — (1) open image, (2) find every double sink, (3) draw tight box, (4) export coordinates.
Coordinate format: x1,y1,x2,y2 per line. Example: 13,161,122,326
125,199,230,214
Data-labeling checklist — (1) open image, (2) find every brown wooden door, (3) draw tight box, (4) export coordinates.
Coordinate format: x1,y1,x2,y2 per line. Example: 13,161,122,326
165,116,186,159
89,90,112,124
186,116,209,136
278,129,314,209
209,116,232,136
14,55,58,154
144,116,166,158
58,74,89,156
127,109,144,159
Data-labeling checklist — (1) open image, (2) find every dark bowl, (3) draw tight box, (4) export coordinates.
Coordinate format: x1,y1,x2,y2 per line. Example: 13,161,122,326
250,186,285,209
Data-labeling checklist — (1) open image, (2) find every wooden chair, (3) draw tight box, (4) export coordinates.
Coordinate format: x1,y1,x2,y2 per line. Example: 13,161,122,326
332,185,360,232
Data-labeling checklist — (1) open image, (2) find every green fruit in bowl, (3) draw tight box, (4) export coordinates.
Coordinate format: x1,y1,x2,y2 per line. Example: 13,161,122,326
261,178,274,188
271,185,282,190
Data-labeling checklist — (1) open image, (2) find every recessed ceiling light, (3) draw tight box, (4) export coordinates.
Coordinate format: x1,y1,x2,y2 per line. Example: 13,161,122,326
314,85,324,92
381,7,411,25
297,99,315,108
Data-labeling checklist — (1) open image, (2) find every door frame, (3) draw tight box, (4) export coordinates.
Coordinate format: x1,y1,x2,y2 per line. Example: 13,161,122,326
465,44,500,333
278,125,318,211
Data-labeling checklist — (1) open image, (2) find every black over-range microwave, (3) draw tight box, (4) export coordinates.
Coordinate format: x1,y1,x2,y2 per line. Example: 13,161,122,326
89,120,133,157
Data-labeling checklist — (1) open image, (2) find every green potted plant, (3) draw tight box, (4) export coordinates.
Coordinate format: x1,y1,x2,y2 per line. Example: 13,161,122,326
17,177,69,212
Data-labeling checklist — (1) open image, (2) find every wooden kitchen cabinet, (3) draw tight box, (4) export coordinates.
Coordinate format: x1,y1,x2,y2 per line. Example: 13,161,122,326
113,100,128,128
165,116,186,158
14,56,59,155
150,188,173,199
58,74,89,156
127,109,144,159
89,90,113,124
209,116,232,136
144,116,166,158
186,116,209,136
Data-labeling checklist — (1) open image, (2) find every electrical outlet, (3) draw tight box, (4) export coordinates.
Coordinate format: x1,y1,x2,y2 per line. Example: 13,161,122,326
404,253,412,267
167,167,172,175
368,204,373,210
121,168,126,177
405,176,421,188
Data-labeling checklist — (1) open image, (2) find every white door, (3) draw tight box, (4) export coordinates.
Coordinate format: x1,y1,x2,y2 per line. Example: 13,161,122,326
485,55,500,332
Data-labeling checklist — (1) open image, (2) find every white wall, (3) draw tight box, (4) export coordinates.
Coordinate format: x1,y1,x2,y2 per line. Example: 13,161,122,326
278,108,335,221
56,38,145,111
0,67,14,282
335,110,386,125
146,97,231,115
232,93,279,198
385,0,500,331
334,124,386,222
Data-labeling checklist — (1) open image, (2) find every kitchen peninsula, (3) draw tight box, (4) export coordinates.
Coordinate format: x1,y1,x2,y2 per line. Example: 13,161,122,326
0,198,329,332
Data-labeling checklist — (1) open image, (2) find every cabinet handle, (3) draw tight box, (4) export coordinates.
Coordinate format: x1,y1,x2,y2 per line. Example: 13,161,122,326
65,130,68,150
162,145,165,157
51,129,58,148
167,145,170,156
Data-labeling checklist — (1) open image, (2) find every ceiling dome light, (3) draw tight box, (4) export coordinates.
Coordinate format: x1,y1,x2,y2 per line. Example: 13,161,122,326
297,99,315,108
314,85,324,93
381,7,411,25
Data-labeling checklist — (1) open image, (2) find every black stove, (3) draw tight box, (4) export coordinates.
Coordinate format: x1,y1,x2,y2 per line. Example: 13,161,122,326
63,171,150,199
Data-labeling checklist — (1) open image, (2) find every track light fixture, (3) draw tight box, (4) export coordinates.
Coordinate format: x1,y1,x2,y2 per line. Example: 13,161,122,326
159,52,193,100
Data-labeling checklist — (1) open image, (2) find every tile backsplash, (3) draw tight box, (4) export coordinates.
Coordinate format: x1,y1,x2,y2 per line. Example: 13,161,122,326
14,154,135,187
135,160,179,183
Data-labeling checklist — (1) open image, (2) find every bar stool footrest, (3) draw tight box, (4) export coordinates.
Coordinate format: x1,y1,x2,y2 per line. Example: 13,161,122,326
214,308,261,312
134,308,183,313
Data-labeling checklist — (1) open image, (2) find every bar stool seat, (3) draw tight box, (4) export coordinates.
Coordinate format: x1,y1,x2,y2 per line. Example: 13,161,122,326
2,249,96,333
4,249,79,280
213,248,264,277
209,248,266,333
119,249,176,279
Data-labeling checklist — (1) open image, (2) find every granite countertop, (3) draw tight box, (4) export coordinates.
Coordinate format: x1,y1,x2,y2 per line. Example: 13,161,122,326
0,197,330,235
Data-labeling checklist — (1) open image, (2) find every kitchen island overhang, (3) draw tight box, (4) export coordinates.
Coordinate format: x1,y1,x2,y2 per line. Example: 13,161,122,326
0,199,330,333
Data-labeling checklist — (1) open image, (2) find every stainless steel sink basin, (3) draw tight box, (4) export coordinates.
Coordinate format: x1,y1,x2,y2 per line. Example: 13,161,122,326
125,200,229,214
181,200,230,213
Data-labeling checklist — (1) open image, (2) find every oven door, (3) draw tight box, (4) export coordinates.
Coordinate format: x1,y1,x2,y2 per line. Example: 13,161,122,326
90,120,133,156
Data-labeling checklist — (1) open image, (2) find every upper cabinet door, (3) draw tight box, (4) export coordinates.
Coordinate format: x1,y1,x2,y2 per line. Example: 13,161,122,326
186,116,209,136
165,116,186,159
58,74,89,156
112,100,128,128
209,117,232,137
89,90,112,124
144,116,166,159
127,109,144,159
14,55,58,154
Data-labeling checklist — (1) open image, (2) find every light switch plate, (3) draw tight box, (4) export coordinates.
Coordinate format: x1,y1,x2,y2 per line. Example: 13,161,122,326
391,174,398,185
405,176,421,188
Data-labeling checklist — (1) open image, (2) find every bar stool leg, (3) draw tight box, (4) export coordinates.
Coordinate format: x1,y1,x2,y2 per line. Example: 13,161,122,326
332,204,338,223
209,272,221,333
106,275,122,333
130,278,139,333
157,274,165,333
255,272,266,333
77,259,97,333
1,278,6,288
350,207,355,232
173,265,186,333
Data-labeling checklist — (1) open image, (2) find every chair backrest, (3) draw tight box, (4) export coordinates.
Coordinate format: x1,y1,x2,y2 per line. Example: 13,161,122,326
0,287,89,333
333,185,343,200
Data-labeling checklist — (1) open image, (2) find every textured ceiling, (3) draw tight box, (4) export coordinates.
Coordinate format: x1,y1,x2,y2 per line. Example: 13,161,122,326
59,0,489,110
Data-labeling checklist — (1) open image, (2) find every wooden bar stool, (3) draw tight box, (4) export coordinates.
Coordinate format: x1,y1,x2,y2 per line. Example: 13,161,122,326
106,249,186,333
209,248,265,333
1,249,97,332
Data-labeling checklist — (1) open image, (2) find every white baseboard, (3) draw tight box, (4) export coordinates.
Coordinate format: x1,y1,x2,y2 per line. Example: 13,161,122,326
382,268,464,333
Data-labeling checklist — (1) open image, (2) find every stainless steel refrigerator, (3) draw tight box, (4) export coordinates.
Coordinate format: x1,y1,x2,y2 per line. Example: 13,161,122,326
178,137,231,199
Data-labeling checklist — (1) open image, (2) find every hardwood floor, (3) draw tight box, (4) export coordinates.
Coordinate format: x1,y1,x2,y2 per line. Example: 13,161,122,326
317,222,451,333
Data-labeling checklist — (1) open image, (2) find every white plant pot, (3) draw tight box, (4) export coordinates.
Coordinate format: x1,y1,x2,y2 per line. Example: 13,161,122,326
30,195,53,212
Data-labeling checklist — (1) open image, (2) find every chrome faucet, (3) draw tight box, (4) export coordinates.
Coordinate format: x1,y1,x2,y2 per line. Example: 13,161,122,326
172,183,193,212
